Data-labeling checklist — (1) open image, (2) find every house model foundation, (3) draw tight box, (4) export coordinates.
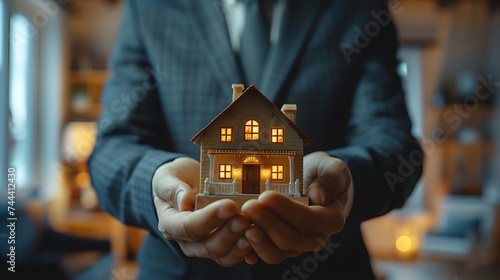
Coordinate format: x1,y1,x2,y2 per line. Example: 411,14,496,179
191,84,312,210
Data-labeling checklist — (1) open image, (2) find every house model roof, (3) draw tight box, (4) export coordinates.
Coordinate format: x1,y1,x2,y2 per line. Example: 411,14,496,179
191,85,313,146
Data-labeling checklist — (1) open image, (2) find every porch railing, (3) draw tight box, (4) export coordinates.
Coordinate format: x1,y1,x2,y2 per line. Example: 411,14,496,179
204,178,238,195
265,179,300,197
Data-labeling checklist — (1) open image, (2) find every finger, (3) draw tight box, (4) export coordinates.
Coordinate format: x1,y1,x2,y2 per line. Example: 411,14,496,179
159,199,239,242
216,237,253,267
245,250,258,265
203,214,250,258
303,151,329,189
179,214,250,262
153,174,196,211
306,173,349,208
245,226,300,264
242,199,323,252
306,177,348,217
257,191,344,235
304,155,351,205
152,158,200,211
167,157,201,192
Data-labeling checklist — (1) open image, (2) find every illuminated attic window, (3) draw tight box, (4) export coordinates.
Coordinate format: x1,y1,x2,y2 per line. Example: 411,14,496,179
271,128,284,143
245,119,259,140
220,127,232,142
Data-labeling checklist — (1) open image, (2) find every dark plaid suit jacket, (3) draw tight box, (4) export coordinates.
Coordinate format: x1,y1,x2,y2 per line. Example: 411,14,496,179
89,0,422,279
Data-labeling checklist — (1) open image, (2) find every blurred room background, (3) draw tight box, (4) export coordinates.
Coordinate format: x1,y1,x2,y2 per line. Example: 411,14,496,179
0,0,499,279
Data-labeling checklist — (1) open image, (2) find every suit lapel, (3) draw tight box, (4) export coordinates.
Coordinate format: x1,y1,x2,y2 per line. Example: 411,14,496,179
190,0,244,95
260,0,325,103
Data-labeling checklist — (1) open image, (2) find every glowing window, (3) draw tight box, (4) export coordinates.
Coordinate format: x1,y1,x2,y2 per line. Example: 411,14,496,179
271,128,284,143
220,127,232,142
271,165,284,180
245,119,259,141
243,157,259,164
219,164,232,179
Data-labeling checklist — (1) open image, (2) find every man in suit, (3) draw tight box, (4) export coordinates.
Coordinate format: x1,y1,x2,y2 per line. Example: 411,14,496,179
89,0,422,279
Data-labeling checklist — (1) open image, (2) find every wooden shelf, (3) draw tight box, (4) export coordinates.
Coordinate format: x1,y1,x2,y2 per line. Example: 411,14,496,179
68,105,102,120
436,140,496,154
428,105,496,120
71,70,110,84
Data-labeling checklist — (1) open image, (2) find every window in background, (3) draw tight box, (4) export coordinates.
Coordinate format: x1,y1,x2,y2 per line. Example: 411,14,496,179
0,1,3,69
8,13,36,189
393,46,424,213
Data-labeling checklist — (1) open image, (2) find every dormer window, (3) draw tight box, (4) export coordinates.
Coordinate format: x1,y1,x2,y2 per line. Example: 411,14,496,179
271,128,284,143
220,127,232,142
245,120,259,141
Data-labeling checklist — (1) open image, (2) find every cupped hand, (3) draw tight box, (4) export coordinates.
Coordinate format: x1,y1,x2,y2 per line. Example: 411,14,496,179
152,157,253,267
241,152,354,264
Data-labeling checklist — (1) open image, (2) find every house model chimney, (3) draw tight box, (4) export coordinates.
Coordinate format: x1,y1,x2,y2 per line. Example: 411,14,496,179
281,104,297,124
232,84,244,102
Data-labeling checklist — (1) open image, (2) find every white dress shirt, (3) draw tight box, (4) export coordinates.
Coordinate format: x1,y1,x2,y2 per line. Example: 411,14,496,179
221,0,286,52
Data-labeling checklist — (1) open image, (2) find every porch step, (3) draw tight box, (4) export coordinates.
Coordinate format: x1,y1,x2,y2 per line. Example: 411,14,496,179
195,194,309,210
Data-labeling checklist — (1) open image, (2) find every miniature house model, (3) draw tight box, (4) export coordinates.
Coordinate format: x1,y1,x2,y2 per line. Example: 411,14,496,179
191,85,312,209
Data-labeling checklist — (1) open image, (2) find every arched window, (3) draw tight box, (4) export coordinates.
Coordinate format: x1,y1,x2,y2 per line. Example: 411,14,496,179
243,157,259,164
245,119,259,140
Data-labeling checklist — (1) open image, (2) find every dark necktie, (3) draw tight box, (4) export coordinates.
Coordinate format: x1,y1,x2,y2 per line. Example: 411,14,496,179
239,0,271,86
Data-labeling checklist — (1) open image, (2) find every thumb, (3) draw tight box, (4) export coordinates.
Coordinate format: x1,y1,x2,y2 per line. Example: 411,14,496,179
305,175,334,206
154,175,196,211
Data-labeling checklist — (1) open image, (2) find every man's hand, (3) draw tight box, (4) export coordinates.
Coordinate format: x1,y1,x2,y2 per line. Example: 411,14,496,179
241,152,354,264
152,157,253,267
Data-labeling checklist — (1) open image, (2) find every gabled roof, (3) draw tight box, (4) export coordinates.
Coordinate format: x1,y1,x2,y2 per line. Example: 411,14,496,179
191,85,313,146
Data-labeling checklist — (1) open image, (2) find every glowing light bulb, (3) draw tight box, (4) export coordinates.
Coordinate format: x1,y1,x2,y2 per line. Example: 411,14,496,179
396,235,412,252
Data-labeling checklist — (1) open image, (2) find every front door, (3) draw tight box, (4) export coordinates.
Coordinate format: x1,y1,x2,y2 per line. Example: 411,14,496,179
243,164,260,194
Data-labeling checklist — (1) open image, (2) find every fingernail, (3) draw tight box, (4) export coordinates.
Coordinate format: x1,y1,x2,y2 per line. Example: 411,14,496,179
231,219,247,233
247,230,261,244
177,191,185,210
237,238,249,249
244,203,261,220
217,206,234,219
